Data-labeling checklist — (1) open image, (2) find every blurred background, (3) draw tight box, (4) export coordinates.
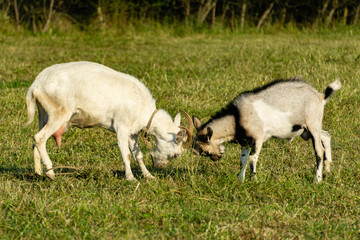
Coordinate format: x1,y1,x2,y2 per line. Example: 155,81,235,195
1,0,359,33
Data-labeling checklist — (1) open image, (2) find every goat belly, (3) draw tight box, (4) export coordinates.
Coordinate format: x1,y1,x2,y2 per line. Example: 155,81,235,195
68,108,104,129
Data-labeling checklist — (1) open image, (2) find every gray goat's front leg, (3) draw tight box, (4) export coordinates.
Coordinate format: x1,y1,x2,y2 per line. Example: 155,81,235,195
129,135,155,179
239,148,251,181
248,140,263,181
321,130,332,173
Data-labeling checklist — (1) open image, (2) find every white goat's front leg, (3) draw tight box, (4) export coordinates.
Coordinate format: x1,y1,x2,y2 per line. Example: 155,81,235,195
116,131,136,181
239,148,251,181
129,135,155,179
321,130,332,173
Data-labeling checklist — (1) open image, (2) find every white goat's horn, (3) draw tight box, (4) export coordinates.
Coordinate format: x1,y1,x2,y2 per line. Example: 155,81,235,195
180,110,194,146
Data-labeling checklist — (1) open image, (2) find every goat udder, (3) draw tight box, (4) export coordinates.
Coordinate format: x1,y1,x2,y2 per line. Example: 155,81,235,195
52,125,66,148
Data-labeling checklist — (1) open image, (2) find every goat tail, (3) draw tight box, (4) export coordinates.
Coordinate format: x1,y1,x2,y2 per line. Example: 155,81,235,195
25,87,36,126
324,78,341,103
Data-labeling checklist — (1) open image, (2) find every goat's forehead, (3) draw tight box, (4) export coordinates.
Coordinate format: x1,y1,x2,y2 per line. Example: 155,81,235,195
163,122,180,134
196,127,211,139
157,132,178,145
195,133,208,143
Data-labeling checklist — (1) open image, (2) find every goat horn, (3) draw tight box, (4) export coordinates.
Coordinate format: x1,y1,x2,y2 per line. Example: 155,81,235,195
180,110,194,146
179,126,192,146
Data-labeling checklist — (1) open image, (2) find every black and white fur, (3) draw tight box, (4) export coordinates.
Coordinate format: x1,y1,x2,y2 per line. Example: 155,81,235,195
193,78,341,182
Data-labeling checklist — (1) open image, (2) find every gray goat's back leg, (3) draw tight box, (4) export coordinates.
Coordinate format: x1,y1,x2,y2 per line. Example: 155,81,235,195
248,140,263,181
128,135,155,179
321,130,332,173
309,130,325,183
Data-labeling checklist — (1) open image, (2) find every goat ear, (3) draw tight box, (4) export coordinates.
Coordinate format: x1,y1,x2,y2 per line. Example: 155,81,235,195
206,127,213,141
174,113,181,126
193,116,202,131
175,129,186,144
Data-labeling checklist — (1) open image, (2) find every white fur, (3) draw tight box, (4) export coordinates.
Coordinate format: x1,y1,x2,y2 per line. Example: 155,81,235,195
252,99,297,141
26,61,186,181
329,79,342,91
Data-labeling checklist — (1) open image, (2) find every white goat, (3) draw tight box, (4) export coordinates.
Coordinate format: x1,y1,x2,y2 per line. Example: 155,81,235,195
192,78,341,182
26,61,193,181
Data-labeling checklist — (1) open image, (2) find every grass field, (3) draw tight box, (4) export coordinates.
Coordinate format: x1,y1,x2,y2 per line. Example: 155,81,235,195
1,28,360,239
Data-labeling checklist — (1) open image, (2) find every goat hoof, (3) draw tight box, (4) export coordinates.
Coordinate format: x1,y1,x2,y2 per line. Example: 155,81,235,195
46,170,55,180
126,176,138,182
35,168,42,176
324,165,331,173
314,175,322,183
238,173,245,181
144,173,155,179
250,174,258,181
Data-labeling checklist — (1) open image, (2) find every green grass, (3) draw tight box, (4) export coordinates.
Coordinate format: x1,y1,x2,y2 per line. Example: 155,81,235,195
1,29,360,239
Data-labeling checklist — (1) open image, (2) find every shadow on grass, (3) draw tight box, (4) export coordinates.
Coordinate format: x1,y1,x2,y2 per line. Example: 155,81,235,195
0,165,45,181
0,164,206,182
112,166,205,180
0,165,91,181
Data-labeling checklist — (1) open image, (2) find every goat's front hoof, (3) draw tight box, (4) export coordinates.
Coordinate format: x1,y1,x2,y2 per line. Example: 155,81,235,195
238,173,245,182
144,173,155,179
314,175,322,183
46,170,55,180
250,173,258,181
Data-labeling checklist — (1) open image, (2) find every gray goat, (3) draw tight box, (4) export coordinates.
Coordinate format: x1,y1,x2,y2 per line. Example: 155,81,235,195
193,78,341,182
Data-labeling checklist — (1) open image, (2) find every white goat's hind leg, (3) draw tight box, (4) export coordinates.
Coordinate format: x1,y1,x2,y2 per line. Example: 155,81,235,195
34,103,48,176
321,130,332,173
33,145,42,175
239,148,251,181
129,135,154,179
116,131,136,181
34,119,66,179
